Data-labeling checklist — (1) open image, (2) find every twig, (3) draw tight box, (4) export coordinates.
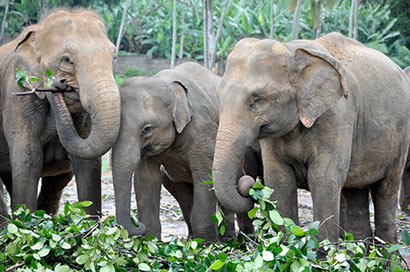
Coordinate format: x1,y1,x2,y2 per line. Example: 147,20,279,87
239,231,259,247
5,262,24,271
318,214,334,229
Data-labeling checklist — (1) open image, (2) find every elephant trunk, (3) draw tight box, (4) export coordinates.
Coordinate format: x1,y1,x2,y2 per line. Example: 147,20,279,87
112,138,146,236
50,78,121,159
212,112,257,213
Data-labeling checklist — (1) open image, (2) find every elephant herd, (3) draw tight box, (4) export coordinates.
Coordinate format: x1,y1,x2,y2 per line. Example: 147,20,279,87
0,9,410,244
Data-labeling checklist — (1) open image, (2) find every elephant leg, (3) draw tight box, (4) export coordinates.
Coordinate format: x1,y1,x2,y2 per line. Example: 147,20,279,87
8,137,43,212
371,176,400,243
237,212,254,235
71,157,101,215
339,188,372,240
261,140,299,224
220,206,236,240
400,164,410,214
37,172,73,215
0,180,8,227
162,176,194,237
191,163,218,240
134,159,162,239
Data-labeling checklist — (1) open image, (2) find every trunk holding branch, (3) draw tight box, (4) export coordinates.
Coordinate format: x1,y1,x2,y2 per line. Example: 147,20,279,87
170,0,177,67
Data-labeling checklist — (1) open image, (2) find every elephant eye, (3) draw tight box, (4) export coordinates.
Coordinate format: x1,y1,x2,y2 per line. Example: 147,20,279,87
62,56,73,65
249,96,266,109
141,125,154,136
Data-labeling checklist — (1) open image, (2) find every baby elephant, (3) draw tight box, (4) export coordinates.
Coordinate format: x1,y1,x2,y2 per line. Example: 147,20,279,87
112,62,229,240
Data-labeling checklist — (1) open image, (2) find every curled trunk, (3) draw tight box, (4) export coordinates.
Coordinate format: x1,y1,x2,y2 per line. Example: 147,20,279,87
50,80,121,159
212,113,257,213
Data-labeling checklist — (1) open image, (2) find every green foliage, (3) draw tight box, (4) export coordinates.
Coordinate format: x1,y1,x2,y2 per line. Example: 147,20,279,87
1,0,408,67
115,67,158,87
1,181,408,271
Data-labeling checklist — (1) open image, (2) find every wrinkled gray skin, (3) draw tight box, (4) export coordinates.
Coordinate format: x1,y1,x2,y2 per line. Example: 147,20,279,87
0,10,121,216
399,65,410,214
112,62,252,240
212,32,410,243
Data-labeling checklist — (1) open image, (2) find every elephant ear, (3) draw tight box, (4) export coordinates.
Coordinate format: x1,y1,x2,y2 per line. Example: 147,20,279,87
170,81,192,133
294,48,349,128
14,26,44,98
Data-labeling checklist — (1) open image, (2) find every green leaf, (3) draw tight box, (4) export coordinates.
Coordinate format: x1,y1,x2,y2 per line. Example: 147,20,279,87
219,223,225,236
291,225,305,237
252,180,264,190
38,247,50,257
46,69,53,77
62,242,71,249
402,230,410,245
262,250,274,261
200,180,213,185
101,263,115,272
31,241,44,250
218,253,228,262
248,207,258,219
55,264,71,272
7,224,18,234
387,244,402,253
210,260,225,270
76,255,89,265
138,263,151,271
269,210,284,225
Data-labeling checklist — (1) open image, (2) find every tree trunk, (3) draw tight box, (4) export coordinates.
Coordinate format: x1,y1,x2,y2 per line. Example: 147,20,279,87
203,0,209,69
38,0,50,21
0,0,10,44
353,0,360,40
114,0,130,72
170,0,177,67
209,0,230,70
348,0,355,38
203,0,215,69
315,0,322,38
291,0,303,40
179,1,186,59
270,0,274,38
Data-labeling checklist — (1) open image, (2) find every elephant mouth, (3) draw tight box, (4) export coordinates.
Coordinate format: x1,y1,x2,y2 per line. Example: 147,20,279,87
63,88,84,113
141,144,162,157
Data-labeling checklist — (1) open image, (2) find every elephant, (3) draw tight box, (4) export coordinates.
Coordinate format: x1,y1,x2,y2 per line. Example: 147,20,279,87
0,10,122,218
112,62,253,240
399,65,410,214
212,32,410,243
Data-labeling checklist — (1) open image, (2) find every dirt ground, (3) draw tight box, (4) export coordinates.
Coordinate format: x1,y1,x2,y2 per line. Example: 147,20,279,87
58,167,410,243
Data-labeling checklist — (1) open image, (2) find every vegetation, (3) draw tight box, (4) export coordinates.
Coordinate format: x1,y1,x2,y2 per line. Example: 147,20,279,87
1,181,409,271
0,0,408,68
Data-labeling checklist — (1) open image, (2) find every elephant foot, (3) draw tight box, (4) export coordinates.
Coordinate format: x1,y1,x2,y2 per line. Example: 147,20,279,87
118,218,147,237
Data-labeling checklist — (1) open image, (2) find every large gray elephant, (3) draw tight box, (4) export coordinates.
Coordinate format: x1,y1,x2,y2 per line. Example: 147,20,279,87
212,32,410,243
112,62,253,240
399,65,410,214
0,10,121,216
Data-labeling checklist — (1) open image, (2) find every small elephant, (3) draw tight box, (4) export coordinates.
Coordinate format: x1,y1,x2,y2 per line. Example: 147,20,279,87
212,32,410,243
0,10,121,216
112,62,252,240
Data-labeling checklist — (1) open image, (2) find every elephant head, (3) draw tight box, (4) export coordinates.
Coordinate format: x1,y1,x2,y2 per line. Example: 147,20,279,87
112,77,191,235
212,38,349,213
13,10,120,159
